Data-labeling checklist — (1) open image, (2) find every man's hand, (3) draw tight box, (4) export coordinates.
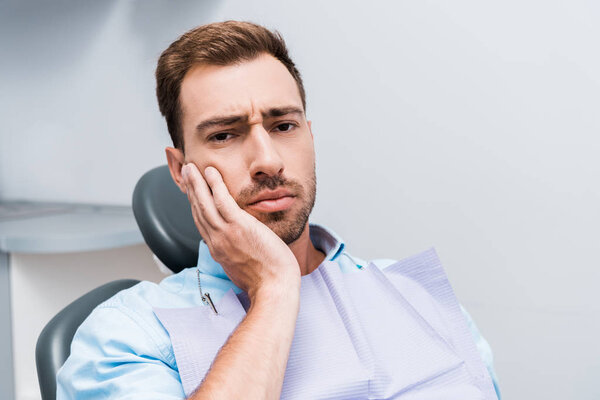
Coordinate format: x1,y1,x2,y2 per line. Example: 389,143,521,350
181,163,300,299
182,163,301,399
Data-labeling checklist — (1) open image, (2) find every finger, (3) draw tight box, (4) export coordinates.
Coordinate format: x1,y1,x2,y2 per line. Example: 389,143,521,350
183,164,211,234
183,163,225,230
203,166,242,222
183,172,211,241
184,163,224,230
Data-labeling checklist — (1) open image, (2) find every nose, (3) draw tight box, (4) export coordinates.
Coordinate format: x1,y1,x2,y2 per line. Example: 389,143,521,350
247,125,285,180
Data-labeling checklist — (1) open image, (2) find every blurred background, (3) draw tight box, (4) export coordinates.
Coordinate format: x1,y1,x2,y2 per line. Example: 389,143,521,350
1,0,598,399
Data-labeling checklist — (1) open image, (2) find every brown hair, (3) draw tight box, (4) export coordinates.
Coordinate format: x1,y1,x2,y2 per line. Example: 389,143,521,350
156,20,306,150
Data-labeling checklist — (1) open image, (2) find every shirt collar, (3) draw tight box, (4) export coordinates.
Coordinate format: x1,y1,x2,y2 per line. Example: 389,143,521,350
196,222,345,279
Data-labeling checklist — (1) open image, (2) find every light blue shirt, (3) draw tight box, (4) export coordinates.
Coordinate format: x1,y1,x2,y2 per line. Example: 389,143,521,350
57,223,500,399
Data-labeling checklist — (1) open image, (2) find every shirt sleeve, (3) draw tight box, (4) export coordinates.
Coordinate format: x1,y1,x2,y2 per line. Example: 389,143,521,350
56,305,185,400
459,305,502,399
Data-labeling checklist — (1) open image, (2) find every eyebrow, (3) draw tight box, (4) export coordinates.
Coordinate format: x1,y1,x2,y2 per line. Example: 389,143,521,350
195,106,305,135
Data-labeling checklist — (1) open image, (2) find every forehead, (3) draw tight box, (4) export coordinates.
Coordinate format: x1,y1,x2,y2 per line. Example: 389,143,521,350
179,53,303,124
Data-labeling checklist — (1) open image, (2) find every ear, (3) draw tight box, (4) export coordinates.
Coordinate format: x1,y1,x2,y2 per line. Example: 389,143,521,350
165,147,187,194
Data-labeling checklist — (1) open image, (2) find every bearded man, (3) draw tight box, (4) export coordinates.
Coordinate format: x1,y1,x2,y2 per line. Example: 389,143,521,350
57,21,500,399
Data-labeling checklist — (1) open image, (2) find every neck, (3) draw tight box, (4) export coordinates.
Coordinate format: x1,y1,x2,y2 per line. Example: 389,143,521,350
288,223,326,275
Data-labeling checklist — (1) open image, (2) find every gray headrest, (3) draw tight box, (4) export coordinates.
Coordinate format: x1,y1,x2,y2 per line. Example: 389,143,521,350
132,165,201,273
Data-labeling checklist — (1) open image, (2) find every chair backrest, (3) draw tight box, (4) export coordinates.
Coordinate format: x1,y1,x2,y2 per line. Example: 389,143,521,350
132,165,201,273
35,279,140,400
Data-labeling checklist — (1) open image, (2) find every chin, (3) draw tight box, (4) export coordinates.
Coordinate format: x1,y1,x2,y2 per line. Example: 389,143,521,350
257,211,307,245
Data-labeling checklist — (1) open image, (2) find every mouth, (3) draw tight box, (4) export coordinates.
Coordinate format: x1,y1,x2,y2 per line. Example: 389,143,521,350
247,189,296,213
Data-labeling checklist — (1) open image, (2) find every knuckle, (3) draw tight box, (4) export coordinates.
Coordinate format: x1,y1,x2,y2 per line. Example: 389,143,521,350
192,214,204,229
190,205,200,220
213,198,224,210
197,201,208,214
214,195,224,208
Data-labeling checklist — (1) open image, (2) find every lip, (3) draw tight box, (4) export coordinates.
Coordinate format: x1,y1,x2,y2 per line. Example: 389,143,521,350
248,189,294,204
248,189,295,212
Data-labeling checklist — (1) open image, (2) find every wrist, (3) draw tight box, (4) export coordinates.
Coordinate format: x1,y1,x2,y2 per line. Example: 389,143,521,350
249,275,300,307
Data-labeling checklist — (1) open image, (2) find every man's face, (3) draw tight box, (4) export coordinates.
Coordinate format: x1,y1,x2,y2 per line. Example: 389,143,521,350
172,53,316,244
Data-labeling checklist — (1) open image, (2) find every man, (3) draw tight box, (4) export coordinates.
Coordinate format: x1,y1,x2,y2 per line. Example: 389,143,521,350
57,21,500,399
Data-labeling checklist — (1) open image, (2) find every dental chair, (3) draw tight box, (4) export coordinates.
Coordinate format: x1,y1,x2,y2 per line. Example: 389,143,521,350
35,165,200,400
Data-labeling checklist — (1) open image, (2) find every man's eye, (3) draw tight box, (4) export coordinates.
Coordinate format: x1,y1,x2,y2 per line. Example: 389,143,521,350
209,133,234,142
274,123,295,132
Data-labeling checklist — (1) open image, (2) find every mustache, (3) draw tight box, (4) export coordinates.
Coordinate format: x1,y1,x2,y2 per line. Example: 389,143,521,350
236,175,304,206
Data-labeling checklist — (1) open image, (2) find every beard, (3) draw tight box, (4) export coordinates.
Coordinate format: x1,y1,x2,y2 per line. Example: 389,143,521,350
236,168,316,245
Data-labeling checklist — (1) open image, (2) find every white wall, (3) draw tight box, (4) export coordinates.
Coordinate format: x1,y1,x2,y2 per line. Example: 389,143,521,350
1,1,599,399
10,246,167,400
